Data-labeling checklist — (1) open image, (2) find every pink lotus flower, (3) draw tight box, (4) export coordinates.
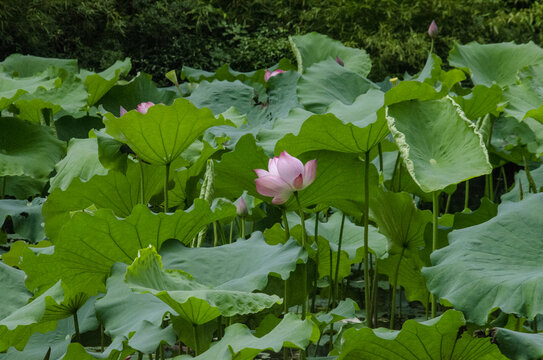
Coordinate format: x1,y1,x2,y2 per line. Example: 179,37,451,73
236,197,248,216
428,20,438,38
254,151,317,205
264,69,285,82
119,101,155,117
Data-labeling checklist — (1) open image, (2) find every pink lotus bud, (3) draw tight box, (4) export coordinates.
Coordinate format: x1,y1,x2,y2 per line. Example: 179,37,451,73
119,106,128,117
136,101,155,114
236,197,248,216
428,20,438,38
254,151,317,205
336,56,344,67
264,69,285,82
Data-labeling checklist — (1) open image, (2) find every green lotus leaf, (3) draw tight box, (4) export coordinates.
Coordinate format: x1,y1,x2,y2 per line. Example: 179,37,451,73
448,41,543,87
297,58,377,114
384,80,444,106
98,73,176,115
103,98,229,165
180,313,318,360
93,128,128,172
0,54,78,77
55,115,104,141
289,32,371,76
275,110,388,156
335,310,506,359
125,247,281,325
370,188,432,305
423,193,543,325
182,63,261,83
502,64,543,124
314,299,359,329
387,97,492,193
495,328,543,360
49,138,108,192
0,68,60,111
63,338,134,360
0,117,66,180
491,116,538,163
187,79,255,115
81,58,131,106
453,197,498,229
0,282,64,352
95,263,177,353
24,200,236,295
267,69,301,119
453,84,502,121
256,108,313,155
0,262,32,321
0,198,45,244
1,176,46,200
14,71,88,121
501,164,543,202
43,160,164,241
159,232,306,291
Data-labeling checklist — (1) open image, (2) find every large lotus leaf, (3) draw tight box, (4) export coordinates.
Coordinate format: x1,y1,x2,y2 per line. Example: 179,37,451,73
0,69,60,111
23,201,236,295
43,160,164,240
384,81,444,106
14,71,88,121
501,164,543,202
81,58,131,106
336,310,506,359
0,54,78,77
387,97,492,193
182,63,260,83
103,98,229,165
125,247,281,325
159,233,306,291
0,262,32,320
0,282,64,351
453,197,498,229
95,263,177,353
0,117,66,180
524,117,543,156
49,138,108,192
423,193,543,325
453,84,502,121
256,108,313,155
297,58,377,114
1,176,46,199
415,53,467,89
314,299,359,329
290,32,371,76
179,313,318,360
98,73,176,115
491,115,537,163
449,41,543,87
370,189,432,304
63,338,134,360
0,198,45,243
267,69,301,119
187,79,255,115
495,328,543,360
275,112,388,156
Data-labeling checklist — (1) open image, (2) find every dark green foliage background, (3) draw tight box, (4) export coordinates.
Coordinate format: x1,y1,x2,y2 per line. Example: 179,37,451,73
1,0,542,83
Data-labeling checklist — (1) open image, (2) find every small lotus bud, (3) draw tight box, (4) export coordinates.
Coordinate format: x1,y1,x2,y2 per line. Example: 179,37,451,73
428,20,438,38
389,77,399,87
236,197,248,217
336,56,344,67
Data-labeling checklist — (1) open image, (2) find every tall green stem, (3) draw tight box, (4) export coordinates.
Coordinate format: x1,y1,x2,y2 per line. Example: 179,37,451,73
213,222,218,247
391,152,401,191
334,213,346,304
464,180,469,210
294,192,308,320
431,191,439,318
282,208,290,239
390,248,406,329
229,220,234,244
192,324,200,356
378,142,383,172
139,160,145,205
501,166,509,192
311,211,320,313
163,163,170,213
363,151,372,327
240,217,246,239
73,311,81,343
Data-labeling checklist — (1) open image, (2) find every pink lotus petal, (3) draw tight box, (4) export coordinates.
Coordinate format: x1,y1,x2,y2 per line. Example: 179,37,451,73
264,70,272,82
268,157,280,176
255,175,291,197
254,169,269,177
292,173,304,190
137,101,155,114
120,106,127,117
276,151,304,185
264,69,285,82
302,159,317,189
272,191,293,205
236,197,248,216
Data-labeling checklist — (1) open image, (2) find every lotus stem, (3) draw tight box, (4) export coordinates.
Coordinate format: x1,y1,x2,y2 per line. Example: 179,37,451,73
282,207,290,240
391,152,401,191
334,213,346,304
431,191,439,318
501,166,509,192
523,155,537,193
73,311,80,343
229,220,234,244
311,211,320,313
240,217,246,239
390,247,406,329
294,192,308,321
444,192,452,214
363,151,372,327
213,222,218,246
163,162,170,213
192,324,200,356
100,323,104,351
371,260,379,325
378,142,383,172
464,180,469,210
